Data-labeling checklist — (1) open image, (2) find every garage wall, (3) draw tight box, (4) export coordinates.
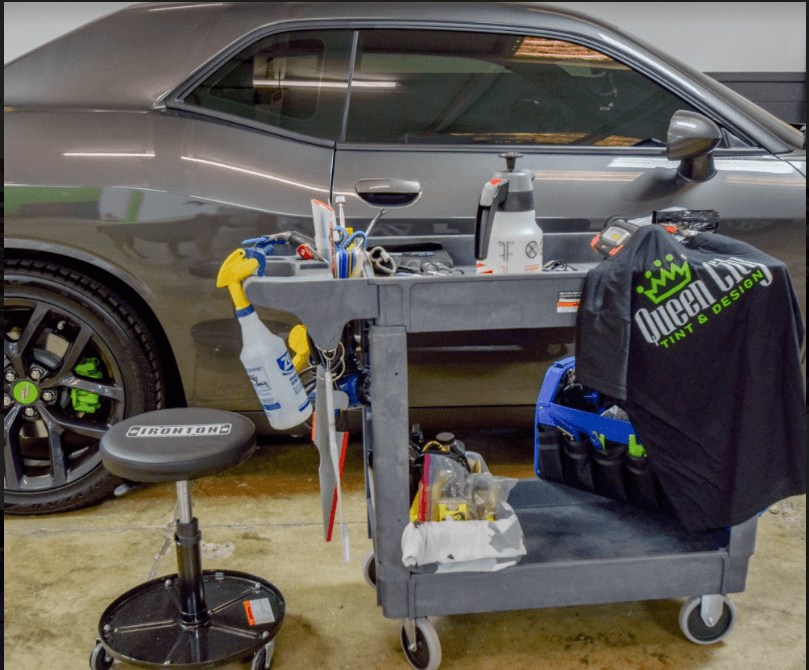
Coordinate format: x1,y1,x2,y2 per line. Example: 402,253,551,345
4,2,135,64
4,1,805,124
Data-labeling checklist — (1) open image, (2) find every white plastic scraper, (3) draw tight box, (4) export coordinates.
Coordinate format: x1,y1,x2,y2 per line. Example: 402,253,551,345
313,366,350,562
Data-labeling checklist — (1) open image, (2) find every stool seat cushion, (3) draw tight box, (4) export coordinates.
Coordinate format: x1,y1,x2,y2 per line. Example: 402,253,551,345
100,408,257,483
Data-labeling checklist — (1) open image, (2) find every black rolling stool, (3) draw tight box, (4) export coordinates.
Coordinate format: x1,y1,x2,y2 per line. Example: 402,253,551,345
90,408,284,670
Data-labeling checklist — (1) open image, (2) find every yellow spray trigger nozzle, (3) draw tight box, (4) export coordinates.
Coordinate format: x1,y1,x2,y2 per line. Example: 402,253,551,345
217,248,259,311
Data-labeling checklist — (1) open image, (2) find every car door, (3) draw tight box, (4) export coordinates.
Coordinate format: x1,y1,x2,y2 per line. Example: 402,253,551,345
331,28,805,415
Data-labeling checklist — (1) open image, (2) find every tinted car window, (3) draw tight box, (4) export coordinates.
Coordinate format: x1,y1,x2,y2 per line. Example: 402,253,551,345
185,30,353,140
345,30,698,146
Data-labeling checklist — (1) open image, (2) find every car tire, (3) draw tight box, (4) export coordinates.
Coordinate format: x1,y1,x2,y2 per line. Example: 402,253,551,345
4,259,164,514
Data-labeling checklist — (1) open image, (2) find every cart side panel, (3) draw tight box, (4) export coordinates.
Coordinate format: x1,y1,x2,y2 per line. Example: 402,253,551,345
409,554,727,618
406,276,581,332
375,274,585,333
724,515,759,593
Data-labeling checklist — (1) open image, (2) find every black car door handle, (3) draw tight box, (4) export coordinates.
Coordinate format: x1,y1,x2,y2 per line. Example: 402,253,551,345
355,178,421,208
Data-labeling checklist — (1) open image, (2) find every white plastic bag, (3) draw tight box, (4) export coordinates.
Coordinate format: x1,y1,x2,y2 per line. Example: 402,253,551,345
401,504,526,573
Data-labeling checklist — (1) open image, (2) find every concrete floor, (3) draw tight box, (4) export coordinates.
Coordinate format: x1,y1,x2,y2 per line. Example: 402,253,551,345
4,430,806,670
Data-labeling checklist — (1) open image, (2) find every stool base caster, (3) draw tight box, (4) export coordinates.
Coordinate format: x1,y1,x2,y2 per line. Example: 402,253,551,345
251,639,276,670
401,617,441,670
97,570,284,668
90,639,115,670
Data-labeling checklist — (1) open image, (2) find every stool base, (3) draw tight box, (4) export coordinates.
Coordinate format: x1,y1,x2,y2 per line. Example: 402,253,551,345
97,570,284,669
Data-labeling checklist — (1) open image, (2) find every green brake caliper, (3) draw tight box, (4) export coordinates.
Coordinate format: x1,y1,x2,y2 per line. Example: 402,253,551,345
71,357,104,413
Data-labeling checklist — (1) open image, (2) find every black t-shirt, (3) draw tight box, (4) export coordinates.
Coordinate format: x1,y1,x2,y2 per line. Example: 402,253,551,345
576,225,806,531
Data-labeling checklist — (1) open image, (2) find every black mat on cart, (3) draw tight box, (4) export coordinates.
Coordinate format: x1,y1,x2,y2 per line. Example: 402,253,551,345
508,479,729,564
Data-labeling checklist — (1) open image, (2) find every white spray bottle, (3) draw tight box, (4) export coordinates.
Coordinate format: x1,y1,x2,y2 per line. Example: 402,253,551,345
475,152,543,274
217,247,312,430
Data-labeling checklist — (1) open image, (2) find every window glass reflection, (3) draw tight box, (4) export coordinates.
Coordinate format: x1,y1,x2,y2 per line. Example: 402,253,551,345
345,31,698,146
186,30,353,140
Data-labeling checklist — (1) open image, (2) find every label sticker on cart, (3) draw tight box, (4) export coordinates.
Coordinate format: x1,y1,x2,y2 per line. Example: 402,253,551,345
244,598,276,625
557,291,581,313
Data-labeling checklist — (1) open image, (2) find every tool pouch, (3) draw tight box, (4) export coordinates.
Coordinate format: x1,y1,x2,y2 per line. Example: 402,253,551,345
535,357,667,513
538,424,665,512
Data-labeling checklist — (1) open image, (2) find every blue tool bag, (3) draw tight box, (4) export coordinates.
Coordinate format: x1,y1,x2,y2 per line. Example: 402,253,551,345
535,357,666,513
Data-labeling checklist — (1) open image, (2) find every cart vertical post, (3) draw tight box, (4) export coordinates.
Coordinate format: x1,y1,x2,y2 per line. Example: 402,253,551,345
368,324,412,618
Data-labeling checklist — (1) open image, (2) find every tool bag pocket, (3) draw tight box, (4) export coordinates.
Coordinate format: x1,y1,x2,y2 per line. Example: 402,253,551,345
537,424,664,512
535,424,565,484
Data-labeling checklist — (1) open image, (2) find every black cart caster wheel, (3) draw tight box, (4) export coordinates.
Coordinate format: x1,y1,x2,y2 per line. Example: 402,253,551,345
89,640,115,670
679,595,737,644
363,549,377,587
400,618,441,670
251,639,275,670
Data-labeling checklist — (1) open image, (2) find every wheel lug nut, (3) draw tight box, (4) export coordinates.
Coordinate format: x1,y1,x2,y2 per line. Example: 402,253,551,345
42,390,57,403
23,407,38,418
4,394,12,408
29,366,46,381
5,371,16,383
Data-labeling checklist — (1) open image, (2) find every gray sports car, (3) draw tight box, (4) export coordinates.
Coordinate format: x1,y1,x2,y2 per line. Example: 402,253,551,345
4,2,805,514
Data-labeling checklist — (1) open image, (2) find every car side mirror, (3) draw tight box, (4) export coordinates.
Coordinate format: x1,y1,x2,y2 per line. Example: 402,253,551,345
355,179,422,208
666,110,722,182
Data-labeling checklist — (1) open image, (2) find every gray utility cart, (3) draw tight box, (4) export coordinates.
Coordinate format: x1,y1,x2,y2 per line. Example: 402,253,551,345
244,241,757,670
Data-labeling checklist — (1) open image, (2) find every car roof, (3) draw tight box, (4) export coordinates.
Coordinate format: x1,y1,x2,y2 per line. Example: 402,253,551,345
4,2,801,152
2,2,622,111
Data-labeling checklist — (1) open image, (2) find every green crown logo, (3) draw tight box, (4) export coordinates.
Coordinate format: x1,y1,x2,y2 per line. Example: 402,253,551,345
636,254,691,304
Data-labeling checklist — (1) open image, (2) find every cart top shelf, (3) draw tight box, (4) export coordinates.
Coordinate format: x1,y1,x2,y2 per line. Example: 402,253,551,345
245,263,594,349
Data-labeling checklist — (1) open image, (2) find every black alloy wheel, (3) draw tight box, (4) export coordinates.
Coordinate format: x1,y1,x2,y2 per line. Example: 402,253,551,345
4,259,164,514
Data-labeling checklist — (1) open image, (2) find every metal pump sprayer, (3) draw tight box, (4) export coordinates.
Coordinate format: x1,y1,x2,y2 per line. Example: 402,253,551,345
216,246,312,430
475,152,543,274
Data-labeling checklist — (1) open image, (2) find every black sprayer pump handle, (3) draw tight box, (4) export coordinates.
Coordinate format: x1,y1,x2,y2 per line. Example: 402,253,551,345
499,152,523,171
474,180,509,260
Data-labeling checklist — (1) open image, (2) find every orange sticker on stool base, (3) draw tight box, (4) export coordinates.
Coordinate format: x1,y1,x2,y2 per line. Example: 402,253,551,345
244,597,276,625
244,600,256,625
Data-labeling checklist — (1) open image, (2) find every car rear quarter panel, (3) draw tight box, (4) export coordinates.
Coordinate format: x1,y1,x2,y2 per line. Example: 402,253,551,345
4,109,335,410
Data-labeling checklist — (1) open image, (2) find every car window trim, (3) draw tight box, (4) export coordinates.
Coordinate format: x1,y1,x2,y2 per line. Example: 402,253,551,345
165,105,338,149
163,19,763,151
333,142,767,158
338,31,360,145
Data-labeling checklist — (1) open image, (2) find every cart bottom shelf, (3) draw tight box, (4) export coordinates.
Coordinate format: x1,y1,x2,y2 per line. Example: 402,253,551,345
508,479,730,565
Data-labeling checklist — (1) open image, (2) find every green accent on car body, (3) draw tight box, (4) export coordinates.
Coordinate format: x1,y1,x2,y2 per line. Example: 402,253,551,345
4,186,102,215
124,190,143,223
71,358,104,413
13,380,39,405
